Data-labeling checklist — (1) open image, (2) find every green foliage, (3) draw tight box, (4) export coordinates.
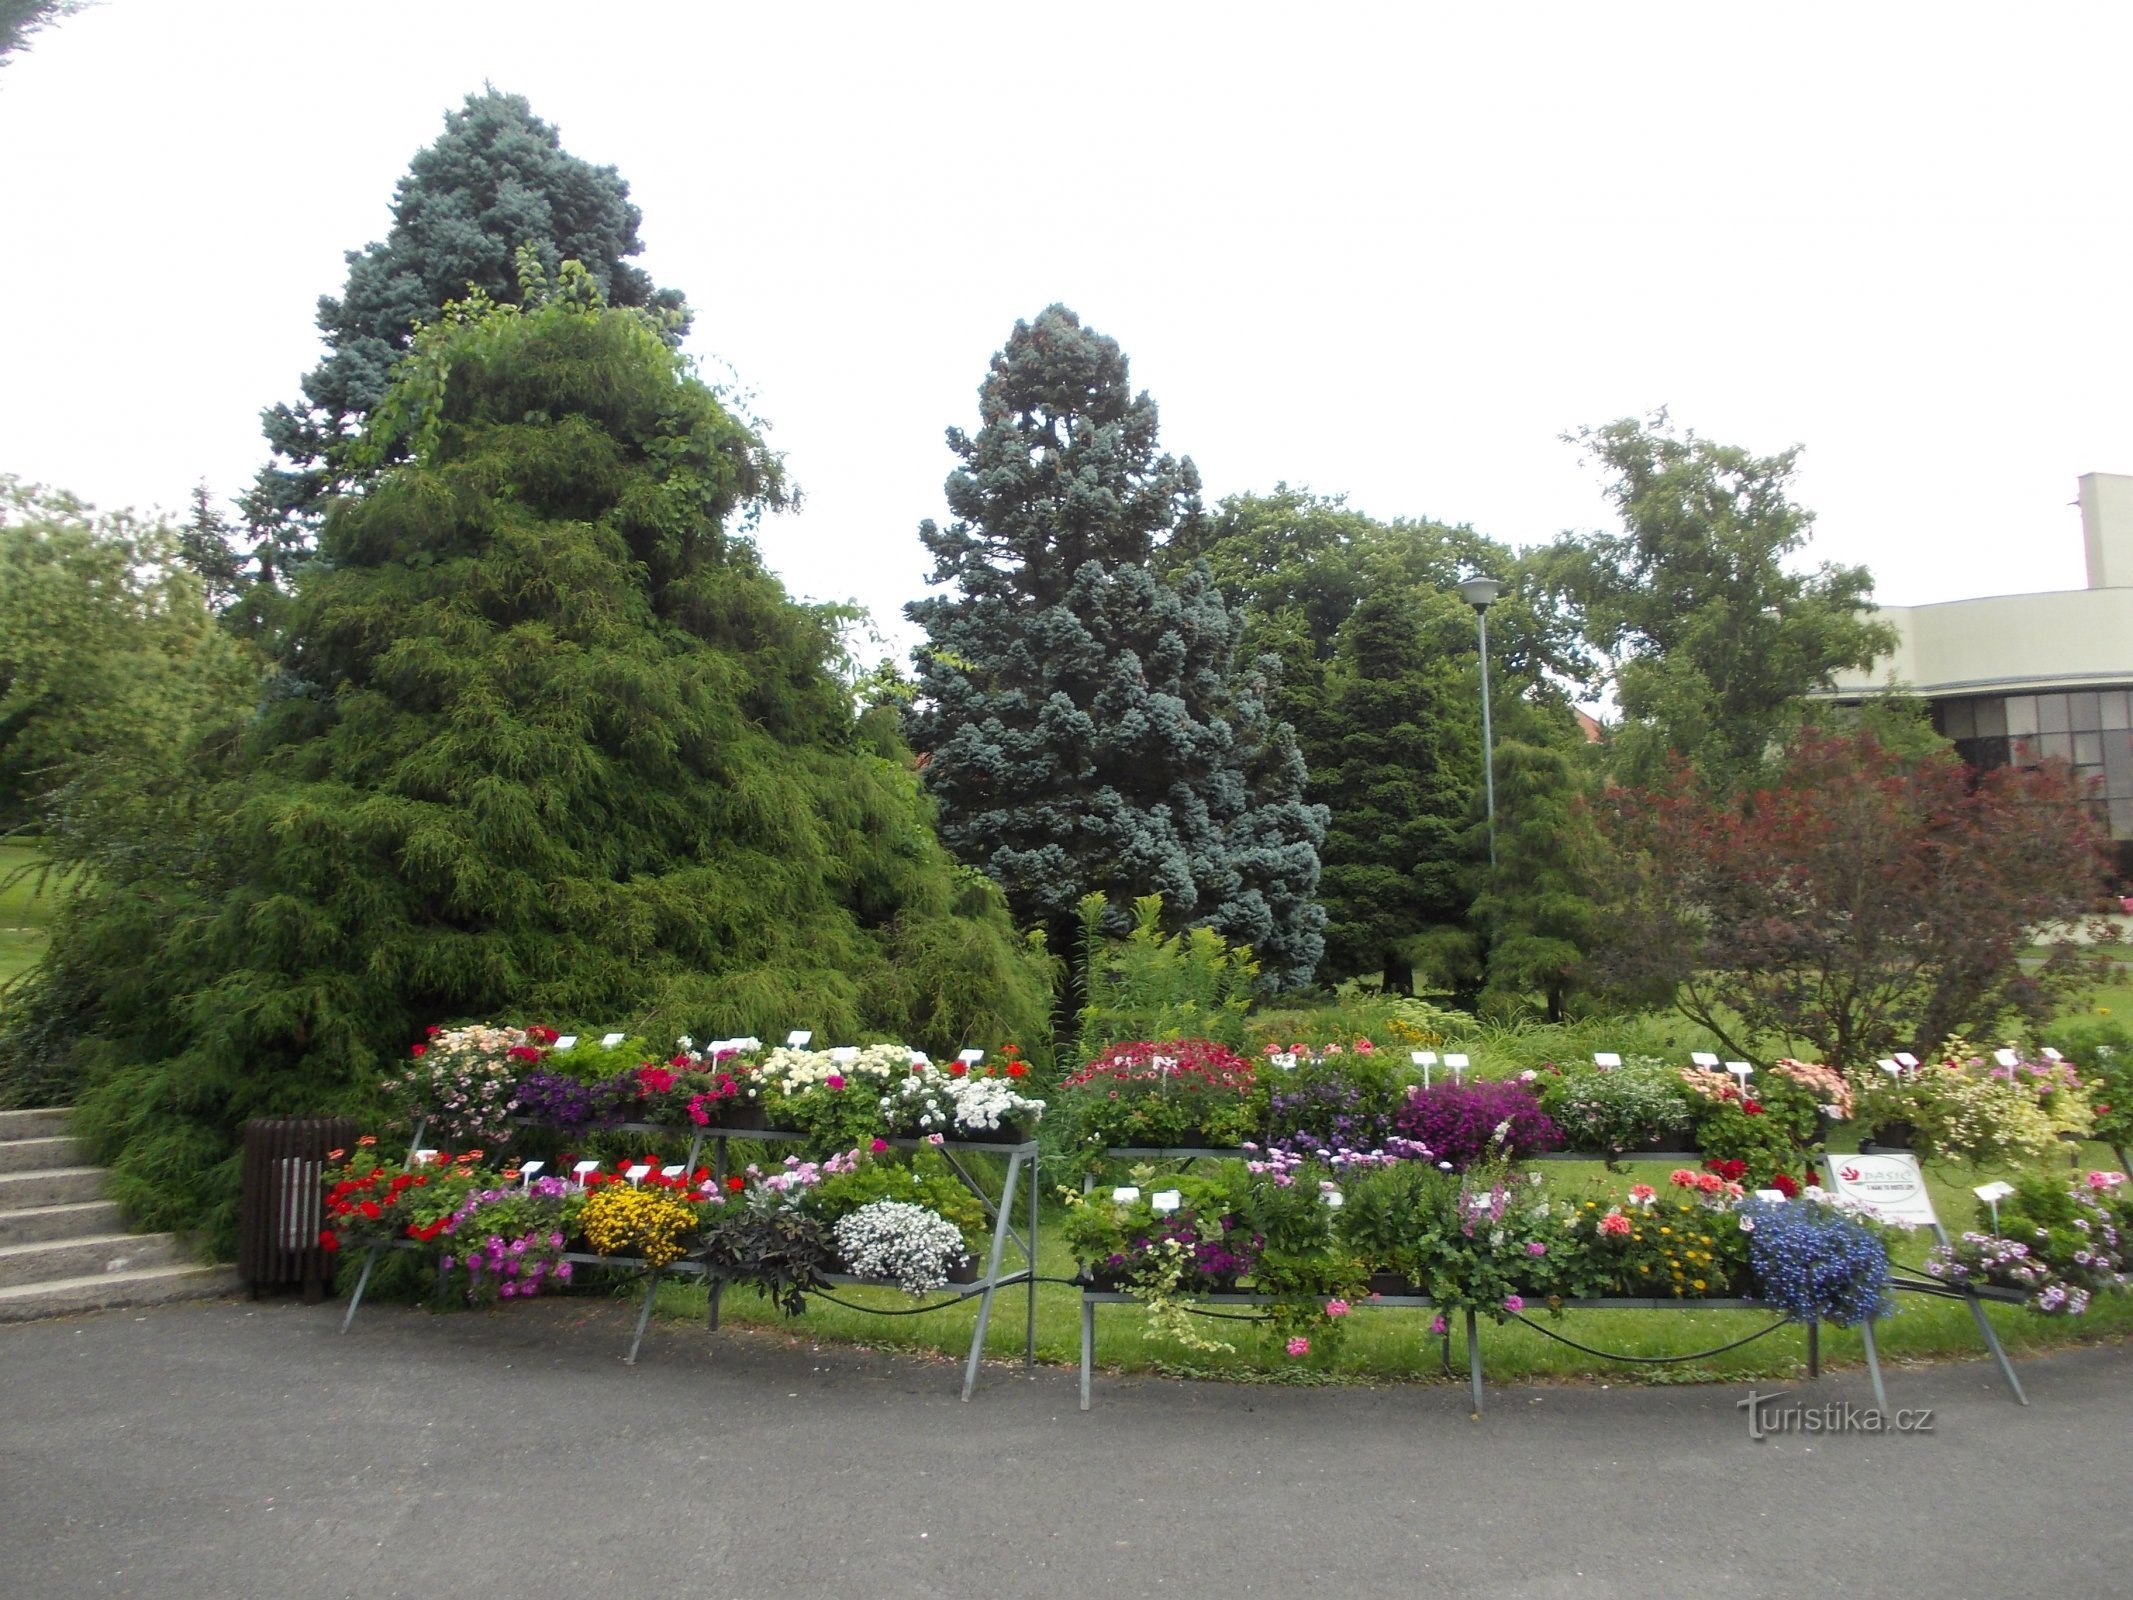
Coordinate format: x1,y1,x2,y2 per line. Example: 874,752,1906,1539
10,285,1051,1249
248,88,693,571
1535,1058,1695,1159
905,307,1326,989
1074,893,1258,1058
1471,738,1601,1021
1537,412,1896,791
811,1149,986,1248
1311,589,1480,993
0,0,84,67
0,479,260,839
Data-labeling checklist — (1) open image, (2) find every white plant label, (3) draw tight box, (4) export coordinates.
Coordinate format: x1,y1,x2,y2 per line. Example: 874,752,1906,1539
412,1149,438,1167
1593,1052,1622,1068
1690,1052,1720,1068
1151,1190,1182,1213
2042,1047,2064,1063
786,1030,813,1047
1823,1153,1940,1230
1993,1048,2020,1068
661,1165,686,1179
1894,1053,1918,1069
1111,1186,1141,1206
552,1035,578,1051
829,1046,859,1064
518,1160,545,1180
600,1032,626,1049
572,1160,603,1181
958,1049,985,1066
1411,1051,1437,1067
624,1164,650,1184
1443,1054,1469,1069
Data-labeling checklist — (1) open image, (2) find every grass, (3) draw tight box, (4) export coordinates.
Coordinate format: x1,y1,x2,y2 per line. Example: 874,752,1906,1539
635,1143,2133,1391
0,840,69,988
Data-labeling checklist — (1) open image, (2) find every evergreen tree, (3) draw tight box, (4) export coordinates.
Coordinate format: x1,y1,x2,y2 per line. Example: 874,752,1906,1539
176,482,245,612
1313,589,1480,994
906,306,1325,988
8,274,1050,1244
1470,737,1597,1022
247,89,690,565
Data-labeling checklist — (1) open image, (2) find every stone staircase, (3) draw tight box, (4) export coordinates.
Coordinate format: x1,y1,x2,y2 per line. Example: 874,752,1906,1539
0,1108,238,1321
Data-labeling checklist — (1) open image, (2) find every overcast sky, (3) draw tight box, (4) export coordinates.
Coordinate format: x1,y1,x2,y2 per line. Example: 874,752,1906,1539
5,2,2129,666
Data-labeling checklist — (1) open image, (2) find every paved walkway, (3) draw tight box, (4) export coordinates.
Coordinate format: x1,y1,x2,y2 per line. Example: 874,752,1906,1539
4,1295,2131,1599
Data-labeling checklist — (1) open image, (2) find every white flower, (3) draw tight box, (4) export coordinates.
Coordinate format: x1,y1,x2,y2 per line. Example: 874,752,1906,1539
832,1200,968,1295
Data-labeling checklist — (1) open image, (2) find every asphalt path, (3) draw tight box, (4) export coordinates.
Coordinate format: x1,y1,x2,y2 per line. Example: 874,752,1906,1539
3,1295,2130,1599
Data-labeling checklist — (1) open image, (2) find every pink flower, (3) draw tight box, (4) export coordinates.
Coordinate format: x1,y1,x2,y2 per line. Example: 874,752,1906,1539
1526,1241,1547,1257
826,1074,846,1090
1628,1184,1656,1203
1668,1168,1698,1188
1599,1212,1632,1237
870,1138,889,1153
1695,1173,1725,1196
1503,1295,1524,1312
1354,1039,1375,1054
1285,1336,1311,1358
1325,1298,1351,1318
927,1132,945,1146
1429,1315,1447,1335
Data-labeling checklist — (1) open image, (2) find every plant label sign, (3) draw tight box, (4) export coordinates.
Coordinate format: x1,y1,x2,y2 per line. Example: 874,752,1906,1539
786,1030,813,1047
1690,1051,1719,1068
601,1032,627,1049
1593,1052,1623,1068
958,1049,985,1066
552,1035,578,1051
1823,1153,1941,1230
1993,1048,2020,1068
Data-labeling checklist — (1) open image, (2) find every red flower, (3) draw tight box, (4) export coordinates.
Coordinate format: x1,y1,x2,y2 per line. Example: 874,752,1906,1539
506,1045,542,1063
425,1025,441,1037
948,1062,967,1078
1742,1100,1764,1116
527,1025,560,1046
410,1043,427,1057
1771,1173,1802,1198
1006,1062,1027,1079
318,1229,339,1252
726,1175,745,1193
359,1200,383,1220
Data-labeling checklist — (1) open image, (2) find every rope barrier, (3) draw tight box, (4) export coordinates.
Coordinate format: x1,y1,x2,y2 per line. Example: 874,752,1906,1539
1506,1310,1794,1363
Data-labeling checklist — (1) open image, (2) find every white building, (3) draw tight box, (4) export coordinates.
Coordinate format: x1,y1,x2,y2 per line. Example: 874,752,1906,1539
1825,472,2133,876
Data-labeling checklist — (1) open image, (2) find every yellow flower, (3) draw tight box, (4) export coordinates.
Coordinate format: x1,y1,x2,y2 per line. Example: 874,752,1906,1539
1693,1279,1707,1290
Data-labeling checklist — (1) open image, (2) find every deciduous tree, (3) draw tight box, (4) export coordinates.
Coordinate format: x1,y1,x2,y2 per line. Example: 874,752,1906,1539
1590,728,2111,1067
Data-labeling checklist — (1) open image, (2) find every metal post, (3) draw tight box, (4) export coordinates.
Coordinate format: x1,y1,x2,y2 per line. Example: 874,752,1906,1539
1026,1144,1040,1371
961,1149,1024,1401
1466,1307,1485,1416
1859,1317,1891,1416
1081,1298,1096,1412
1476,604,1497,867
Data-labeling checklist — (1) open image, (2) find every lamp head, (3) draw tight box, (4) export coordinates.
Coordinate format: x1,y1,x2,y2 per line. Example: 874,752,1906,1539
1457,575,1504,610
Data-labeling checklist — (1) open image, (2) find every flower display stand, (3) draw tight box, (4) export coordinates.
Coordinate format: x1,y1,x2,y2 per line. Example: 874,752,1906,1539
703,1128,1041,1401
338,1118,714,1364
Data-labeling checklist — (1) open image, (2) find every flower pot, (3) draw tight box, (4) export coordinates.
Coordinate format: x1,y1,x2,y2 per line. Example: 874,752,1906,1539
705,1101,768,1132
947,1257,982,1285
949,1118,1030,1145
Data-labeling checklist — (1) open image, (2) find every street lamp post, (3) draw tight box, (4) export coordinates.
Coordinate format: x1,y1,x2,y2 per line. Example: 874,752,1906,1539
1456,575,1504,867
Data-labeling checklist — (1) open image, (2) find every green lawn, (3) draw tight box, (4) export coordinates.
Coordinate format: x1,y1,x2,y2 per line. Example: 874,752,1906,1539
640,1144,2133,1390
0,840,67,988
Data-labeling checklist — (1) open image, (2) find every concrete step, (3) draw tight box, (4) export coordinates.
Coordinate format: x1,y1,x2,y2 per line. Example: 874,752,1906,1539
0,1136,81,1175
0,1262,240,1323
0,1166,104,1209
0,1108,70,1141
0,1232,188,1289
0,1199,125,1247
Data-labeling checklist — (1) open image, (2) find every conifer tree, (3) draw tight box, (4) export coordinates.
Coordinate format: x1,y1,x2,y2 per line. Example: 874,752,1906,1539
1313,589,1480,993
247,89,689,566
906,306,1325,988
14,271,1049,1245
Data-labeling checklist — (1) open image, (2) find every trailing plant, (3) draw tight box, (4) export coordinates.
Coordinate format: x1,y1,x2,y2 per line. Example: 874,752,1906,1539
1923,1170,2131,1314
1738,1197,1893,1326
830,1200,969,1295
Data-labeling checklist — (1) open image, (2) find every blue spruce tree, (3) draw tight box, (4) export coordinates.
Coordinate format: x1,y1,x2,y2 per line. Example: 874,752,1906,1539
905,306,1325,988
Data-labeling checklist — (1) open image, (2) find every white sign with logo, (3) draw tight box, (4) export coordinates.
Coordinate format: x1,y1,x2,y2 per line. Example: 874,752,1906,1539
1823,1152,1941,1230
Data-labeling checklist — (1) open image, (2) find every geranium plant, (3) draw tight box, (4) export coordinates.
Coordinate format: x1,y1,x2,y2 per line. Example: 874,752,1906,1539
387,1023,545,1146
1056,1039,1264,1151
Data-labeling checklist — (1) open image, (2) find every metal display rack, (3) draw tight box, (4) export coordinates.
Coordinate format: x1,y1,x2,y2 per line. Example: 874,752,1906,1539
337,1119,1040,1394
700,1125,1041,1401
1071,1144,1982,1416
